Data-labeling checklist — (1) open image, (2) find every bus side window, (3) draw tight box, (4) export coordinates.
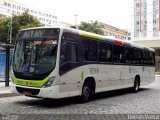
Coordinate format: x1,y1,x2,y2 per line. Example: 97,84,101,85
68,43,78,62
152,52,155,66
142,51,149,65
82,39,97,62
125,47,130,64
130,48,134,64
60,42,78,65
113,45,124,64
60,42,67,64
99,42,112,62
134,49,142,65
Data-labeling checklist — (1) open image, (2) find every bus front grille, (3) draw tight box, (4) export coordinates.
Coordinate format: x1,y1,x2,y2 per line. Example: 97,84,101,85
16,87,40,95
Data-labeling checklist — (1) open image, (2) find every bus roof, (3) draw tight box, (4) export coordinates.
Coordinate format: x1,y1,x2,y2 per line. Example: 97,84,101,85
19,27,155,52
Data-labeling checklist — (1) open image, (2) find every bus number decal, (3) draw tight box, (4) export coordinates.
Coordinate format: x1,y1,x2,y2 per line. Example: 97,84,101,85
90,68,99,74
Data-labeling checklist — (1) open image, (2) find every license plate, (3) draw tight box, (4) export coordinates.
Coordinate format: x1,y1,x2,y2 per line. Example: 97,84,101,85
23,91,32,96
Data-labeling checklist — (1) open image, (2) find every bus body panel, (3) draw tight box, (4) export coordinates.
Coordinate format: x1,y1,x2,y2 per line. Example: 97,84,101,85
11,65,155,99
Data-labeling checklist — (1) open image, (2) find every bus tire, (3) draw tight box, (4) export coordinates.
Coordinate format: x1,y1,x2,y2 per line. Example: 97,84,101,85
132,76,140,93
80,81,92,102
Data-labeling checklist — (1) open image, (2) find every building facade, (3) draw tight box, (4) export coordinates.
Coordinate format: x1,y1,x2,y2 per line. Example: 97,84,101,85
132,0,160,72
0,0,57,26
102,23,131,41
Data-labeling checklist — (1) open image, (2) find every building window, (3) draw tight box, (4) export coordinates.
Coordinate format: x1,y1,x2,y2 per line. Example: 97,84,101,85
12,4,15,8
105,31,109,36
136,11,139,16
4,2,7,6
145,20,147,24
136,3,139,7
8,3,11,7
128,37,131,40
153,19,157,23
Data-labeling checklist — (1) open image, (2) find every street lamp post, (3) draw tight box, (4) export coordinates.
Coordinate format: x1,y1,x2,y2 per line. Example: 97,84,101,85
6,18,12,86
74,14,78,27
5,14,12,44
9,13,12,44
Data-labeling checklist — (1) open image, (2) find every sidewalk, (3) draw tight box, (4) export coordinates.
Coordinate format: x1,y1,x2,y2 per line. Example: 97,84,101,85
0,81,20,98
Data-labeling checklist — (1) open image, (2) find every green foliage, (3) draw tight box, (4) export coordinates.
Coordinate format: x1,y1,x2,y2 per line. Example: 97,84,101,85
0,10,42,44
0,18,10,43
78,20,105,35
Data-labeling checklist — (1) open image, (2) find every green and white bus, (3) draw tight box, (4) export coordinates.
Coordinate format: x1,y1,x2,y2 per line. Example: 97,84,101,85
11,27,155,102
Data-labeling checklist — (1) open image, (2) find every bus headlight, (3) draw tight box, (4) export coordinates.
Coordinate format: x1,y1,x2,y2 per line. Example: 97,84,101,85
44,76,56,88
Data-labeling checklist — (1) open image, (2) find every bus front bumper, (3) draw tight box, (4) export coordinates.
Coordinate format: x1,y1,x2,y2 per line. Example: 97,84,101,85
10,83,60,99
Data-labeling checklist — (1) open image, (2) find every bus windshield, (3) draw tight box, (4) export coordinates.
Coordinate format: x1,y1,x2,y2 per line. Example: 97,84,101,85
13,28,59,78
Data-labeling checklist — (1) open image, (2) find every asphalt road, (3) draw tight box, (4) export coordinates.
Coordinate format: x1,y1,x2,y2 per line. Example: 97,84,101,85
0,77,160,119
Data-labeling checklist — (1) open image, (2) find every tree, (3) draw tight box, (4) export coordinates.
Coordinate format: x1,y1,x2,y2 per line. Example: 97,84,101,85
78,20,105,35
0,10,43,44
0,18,9,43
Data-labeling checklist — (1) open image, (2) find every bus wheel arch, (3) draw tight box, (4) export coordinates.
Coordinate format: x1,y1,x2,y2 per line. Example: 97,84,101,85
80,77,96,102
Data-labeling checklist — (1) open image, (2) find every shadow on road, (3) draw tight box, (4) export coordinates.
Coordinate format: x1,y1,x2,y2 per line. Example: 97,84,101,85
92,87,150,102
15,87,151,108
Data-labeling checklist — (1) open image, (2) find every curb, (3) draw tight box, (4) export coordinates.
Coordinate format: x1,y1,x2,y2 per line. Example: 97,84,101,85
0,92,21,98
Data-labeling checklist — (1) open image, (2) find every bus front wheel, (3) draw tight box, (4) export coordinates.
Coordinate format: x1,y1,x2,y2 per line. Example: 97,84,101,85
80,81,91,102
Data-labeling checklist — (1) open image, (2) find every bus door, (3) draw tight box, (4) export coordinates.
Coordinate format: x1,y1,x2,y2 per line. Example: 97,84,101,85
59,33,80,95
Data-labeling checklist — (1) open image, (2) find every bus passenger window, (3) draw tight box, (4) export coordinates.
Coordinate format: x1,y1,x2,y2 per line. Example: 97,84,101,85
60,42,67,64
99,42,112,62
82,39,97,61
60,42,78,65
125,47,130,64
134,49,142,65
69,43,78,62
113,45,124,64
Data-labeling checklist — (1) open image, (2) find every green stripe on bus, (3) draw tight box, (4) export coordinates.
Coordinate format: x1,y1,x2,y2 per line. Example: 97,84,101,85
81,71,84,81
80,31,105,40
12,75,49,87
